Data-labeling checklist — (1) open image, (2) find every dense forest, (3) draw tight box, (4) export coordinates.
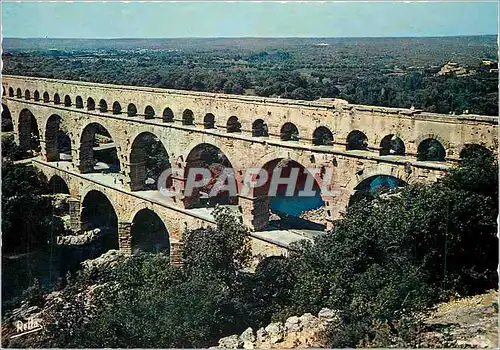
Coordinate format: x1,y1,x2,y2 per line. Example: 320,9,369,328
3,36,498,115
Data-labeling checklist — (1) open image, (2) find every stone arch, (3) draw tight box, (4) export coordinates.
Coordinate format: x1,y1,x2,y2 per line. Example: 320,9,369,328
162,107,174,122
379,134,405,156
24,89,31,100
79,122,120,173
280,122,299,141
16,88,22,98
349,172,407,207
252,119,269,137
227,116,241,133
112,101,122,115
43,92,50,103
459,143,492,159
346,130,368,151
144,105,155,120
129,132,171,191
48,174,70,194
75,96,84,108
1,104,13,132
127,103,137,117
1,86,5,96
99,99,108,113
87,97,95,111
8,87,14,97
312,126,334,146
18,109,40,153
204,113,216,129
54,93,61,105
182,109,194,125
45,114,72,162
64,95,72,107
131,208,170,254
417,138,446,161
34,90,40,101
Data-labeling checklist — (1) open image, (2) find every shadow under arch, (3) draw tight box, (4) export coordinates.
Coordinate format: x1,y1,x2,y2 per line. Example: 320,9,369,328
18,109,41,154
79,122,120,173
131,208,170,254
349,175,406,207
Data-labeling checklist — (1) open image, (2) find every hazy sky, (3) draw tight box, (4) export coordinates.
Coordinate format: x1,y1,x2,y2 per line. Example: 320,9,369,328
2,1,498,38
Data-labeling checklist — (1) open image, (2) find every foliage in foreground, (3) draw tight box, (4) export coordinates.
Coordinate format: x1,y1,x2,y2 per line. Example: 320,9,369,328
24,148,499,348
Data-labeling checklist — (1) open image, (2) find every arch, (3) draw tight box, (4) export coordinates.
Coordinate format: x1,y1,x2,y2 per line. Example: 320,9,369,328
182,109,194,125
226,116,241,133
131,209,170,254
64,95,72,107
184,143,237,209
127,103,137,117
252,119,269,137
99,99,108,113
162,107,174,122
34,90,40,101
18,109,40,153
346,130,368,151
53,93,61,105
80,190,119,252
112,101,122,115
45,114,72,162
16,88,22,98
48,175,70,194
459,143,492,159
1,104,13,132
144,105,155,119
8,87,14,97
43,92,50,103
1,86,4,96
79,123,120,173
24,89,31,100
75,96,84,108
349,175,406,206
87,97,95,111
280,122,299,141
312,126,334,146
379,134,405,156
203,113,215,129
417,138,446,161
129,132,171,191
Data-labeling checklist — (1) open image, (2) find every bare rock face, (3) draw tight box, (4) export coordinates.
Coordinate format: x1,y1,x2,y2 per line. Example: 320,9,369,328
239,327,255,349
218,334,243,349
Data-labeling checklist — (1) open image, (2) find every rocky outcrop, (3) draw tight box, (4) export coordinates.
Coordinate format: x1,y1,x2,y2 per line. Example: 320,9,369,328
217,308,341,349
56,228,103,246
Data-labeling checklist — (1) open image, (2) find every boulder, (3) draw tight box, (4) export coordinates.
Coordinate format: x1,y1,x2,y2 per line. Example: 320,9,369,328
285,315,302,332
239,327,255,349
218,334,242,349
265,322,284,344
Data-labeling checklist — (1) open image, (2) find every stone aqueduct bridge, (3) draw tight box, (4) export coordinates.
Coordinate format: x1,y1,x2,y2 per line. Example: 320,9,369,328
2,75,498,264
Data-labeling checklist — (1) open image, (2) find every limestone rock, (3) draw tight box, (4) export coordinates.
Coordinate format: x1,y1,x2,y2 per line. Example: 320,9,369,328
265,322,284,344
218,334,242,349
255,327,267,343
284,315,302,332
239,327,255,349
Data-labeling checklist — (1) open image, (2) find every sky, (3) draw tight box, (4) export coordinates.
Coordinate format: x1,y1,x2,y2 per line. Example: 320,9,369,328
2,1,498,38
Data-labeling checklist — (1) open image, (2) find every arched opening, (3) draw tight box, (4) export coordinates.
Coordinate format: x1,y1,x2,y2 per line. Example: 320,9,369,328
127,103,137,117
99,99,108,113
182,109,194,126
80,190,119,253
1,104,13,132
16,88,22,98
184,143,237,209
8,87,14,97
280,122,299,141
43,92,50,103
312,126,334,146
112,101,122,115
131,209,170,254
203,113,215,129
162,108,174,122
226,116,241,133
417,138,446,161
129,132,171,191
45,114,72,162
34,90,40,101
255,158,326,231
144,105,155,120
252,119,269,137
75,96,84,108
54,93,61,105
48,175,70,195
64,95,72,107
2,86,4,96
48,175,71,218
87,97,95,111
79,123,120,173
346,130,368,151
379,134,405,156
18,109,40,154
460,144,493,159
24,89,31,100
349,175,406,206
